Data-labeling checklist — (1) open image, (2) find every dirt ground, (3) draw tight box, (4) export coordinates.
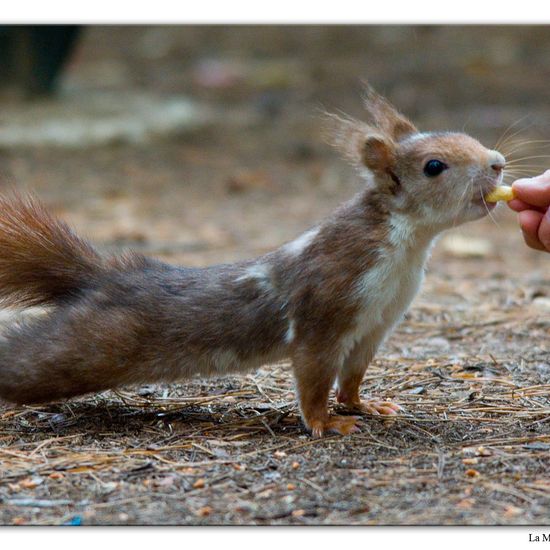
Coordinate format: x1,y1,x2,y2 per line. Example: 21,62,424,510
1,26,550,525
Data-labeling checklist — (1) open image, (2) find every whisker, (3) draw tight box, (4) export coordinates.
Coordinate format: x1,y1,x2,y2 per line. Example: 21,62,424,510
500,140,550,157
494,115,531,151
496,121,534,152
506,155,550,164
478,177,501,229
504,169,542,175
450,175,474,230
504,162,549,166
498,122,534,145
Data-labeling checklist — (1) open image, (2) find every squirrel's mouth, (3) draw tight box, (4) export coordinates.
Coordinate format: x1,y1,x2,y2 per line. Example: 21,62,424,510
480,170,503,196
471,174,501,210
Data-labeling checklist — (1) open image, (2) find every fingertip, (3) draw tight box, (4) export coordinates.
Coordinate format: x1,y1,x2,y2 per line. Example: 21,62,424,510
518,209,544,236
537,209,550,252
518,209,546,251
512,175,550,207
507,198,530,212
522,230,547,252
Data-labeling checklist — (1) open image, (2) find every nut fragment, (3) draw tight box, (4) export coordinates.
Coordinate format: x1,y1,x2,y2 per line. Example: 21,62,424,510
485,186,515,203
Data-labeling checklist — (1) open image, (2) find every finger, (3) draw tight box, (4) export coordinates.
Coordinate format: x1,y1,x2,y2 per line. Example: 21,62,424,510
518,209,544,235
508,199,534,212
512,171,550,208
518,210,546,251
537,210,550,251
522,230,547,252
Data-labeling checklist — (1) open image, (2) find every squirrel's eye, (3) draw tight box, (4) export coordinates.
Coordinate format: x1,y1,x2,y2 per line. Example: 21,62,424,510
423,159,448,177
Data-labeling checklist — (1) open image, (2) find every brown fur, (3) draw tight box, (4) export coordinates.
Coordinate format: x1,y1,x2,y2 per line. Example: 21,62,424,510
0,87,505,436
0,194,104,307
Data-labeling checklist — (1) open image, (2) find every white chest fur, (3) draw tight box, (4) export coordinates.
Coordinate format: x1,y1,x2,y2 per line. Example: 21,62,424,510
338,214,434,365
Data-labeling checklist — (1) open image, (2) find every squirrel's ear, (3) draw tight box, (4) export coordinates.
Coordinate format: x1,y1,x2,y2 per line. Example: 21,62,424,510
361,135,395,173
362,83,417,141
323,113,396,172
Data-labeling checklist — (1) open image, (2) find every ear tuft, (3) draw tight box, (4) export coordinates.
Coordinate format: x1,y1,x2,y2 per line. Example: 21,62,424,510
362,82,417,141
322,111,376,166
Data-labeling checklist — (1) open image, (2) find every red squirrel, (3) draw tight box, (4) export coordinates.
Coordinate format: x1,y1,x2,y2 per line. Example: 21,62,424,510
0,86,505,436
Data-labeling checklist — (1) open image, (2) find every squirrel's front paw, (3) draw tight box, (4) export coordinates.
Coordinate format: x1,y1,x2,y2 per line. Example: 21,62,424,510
338,398,402,416
358,400,401,415
308,415,361,438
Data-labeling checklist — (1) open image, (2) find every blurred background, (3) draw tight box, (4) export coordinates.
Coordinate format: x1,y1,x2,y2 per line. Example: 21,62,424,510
0,25,549,271
3,26,550,526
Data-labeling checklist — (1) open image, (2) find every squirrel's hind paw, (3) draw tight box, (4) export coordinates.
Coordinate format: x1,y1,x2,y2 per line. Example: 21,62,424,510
308,415,361,438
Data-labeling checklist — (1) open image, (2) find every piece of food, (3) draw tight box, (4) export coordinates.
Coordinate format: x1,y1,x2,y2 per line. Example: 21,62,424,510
485,186,516,203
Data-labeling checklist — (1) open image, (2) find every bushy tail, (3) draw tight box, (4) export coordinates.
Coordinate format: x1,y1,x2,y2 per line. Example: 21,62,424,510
0,193,104,307
0,193,164,405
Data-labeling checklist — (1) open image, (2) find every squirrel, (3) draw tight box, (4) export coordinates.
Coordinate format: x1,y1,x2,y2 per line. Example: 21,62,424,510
0,86,505,437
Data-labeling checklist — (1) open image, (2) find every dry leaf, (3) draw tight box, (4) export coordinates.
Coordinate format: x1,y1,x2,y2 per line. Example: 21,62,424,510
193,478,206,489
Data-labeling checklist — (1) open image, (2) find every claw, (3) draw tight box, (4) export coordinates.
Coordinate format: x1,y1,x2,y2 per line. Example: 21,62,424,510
308,415,361,437
343,399,402,416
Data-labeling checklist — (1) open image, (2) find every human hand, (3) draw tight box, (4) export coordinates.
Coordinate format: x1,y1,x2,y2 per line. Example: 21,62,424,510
508,170,550,252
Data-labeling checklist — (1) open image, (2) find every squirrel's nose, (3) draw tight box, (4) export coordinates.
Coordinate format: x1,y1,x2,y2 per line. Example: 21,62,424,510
489,151,506,173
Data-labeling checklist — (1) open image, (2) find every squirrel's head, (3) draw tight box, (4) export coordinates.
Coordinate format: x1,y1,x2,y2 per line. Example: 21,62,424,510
327,84,505,229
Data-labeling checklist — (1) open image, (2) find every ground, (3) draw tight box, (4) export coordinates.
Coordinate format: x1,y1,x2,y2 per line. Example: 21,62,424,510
1,26,550,525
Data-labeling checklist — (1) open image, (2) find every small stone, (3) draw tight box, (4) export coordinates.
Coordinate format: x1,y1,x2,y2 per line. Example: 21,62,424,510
504,505,523,518
476,446,493,457
101,482,118,495
532,297,550,311
234,502,256,513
